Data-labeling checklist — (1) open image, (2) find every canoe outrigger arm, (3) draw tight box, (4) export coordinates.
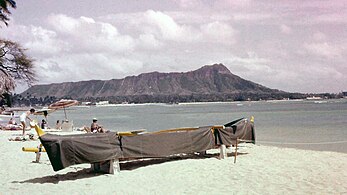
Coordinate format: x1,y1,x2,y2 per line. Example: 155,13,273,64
22,143,46,163
22,122,47,163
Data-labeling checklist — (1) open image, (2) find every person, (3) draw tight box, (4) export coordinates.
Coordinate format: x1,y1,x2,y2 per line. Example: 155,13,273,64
0,106,5,114
43,110,48,118
90,118,104,133
8,117,17,125
55,120,61,130
41,119,47,129
20,108,35,136
5,117,19,130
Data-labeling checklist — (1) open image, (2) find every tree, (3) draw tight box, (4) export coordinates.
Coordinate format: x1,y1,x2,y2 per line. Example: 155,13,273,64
0,0,16,26
0,0,36,107
0,39,36,94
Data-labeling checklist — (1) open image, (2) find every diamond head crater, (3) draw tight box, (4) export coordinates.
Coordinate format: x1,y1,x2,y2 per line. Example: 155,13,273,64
19,64,316,105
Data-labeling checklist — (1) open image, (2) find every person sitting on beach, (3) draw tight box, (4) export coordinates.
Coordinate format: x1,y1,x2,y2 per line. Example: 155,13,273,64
55,120,61,130
91,118,104,133
0,106,5,114
41,119,47,129
8,118,17,125
19,108,35,136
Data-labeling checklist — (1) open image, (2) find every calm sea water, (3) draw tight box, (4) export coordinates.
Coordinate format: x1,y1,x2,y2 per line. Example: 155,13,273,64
42,99,347,153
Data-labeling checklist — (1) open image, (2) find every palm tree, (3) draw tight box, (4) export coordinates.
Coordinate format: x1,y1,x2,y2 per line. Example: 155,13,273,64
0,0,16,26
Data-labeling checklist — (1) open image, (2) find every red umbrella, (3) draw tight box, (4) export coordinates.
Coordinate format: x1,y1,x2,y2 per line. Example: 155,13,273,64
48,99,79,120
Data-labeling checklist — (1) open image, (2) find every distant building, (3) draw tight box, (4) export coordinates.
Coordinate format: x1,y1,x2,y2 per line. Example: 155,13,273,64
306,96,322,100
96,101,109,106
343,92,347,97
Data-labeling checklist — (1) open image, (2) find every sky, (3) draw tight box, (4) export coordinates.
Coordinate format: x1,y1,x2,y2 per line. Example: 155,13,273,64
1,0,346,93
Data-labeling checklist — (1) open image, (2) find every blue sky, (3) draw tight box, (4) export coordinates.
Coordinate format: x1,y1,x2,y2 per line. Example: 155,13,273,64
1,0,346,93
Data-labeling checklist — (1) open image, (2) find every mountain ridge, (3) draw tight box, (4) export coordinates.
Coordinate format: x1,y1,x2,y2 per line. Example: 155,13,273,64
22,63,292,102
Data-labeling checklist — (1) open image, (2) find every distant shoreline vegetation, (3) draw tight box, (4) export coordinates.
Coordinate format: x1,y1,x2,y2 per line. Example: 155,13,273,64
2,92,344,107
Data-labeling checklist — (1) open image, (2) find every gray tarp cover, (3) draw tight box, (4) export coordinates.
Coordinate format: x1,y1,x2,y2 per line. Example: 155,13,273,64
215,118,256,146
121,126,214,158
40,132,122,171
40,118,255,171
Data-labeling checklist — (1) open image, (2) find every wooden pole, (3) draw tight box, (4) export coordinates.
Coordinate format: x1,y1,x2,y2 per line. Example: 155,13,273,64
113,159,120,173
234,138,239,163
63,106,67,120
219,144,227,159
35,144,43,163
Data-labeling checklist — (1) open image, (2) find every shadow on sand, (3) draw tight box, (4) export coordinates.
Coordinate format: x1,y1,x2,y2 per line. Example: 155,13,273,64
13,152,248,184
120,152,247,171
13,168,101,184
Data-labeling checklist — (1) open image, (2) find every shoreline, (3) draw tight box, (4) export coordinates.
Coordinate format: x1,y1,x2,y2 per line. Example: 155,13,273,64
74,98,347,107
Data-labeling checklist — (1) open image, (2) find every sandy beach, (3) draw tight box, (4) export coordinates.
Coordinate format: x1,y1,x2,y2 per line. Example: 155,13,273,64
0,130,346,195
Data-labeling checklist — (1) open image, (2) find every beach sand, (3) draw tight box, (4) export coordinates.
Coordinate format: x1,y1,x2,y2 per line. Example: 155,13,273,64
1,130,346,194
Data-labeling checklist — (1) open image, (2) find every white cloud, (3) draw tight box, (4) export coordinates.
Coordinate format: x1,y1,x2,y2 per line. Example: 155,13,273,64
137,34,163,50
280,24,292,34
80,16,96,24
24,26,69,56
312,32,326,41
145,10,181,40
304,42,342,58
47,14,80,34
0,24,68,57
35,54,144,84
224,53,272,74
47,14,135,54
200,21,236,45
143,10,200,42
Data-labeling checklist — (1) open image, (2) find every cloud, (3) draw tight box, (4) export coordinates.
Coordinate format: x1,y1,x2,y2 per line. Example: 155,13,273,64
47,14,80,34
200,21,237,45
137,34,163,50
174,0,202,9
222,52,275,78
280,24,292,34
35,54,144,84
47,14,135,54
144,10,181,40
312,32,327,41
303,42,342,58
175,0,253,11
143,10,201,42
233,13,273,21
315,12,347,24
24,26,69,56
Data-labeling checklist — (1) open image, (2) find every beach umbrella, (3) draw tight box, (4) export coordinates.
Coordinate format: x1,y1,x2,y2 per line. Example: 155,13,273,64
34,107,56,116
48,99,79,120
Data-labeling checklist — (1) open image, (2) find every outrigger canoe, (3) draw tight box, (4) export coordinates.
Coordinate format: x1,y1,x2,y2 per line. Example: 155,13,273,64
31,117,255,172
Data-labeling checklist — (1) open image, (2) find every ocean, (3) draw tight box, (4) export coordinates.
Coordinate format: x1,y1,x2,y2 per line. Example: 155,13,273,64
43,99,347,153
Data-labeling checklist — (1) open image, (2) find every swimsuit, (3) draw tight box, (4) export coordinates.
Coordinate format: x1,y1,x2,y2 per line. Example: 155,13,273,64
20,112,27,122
